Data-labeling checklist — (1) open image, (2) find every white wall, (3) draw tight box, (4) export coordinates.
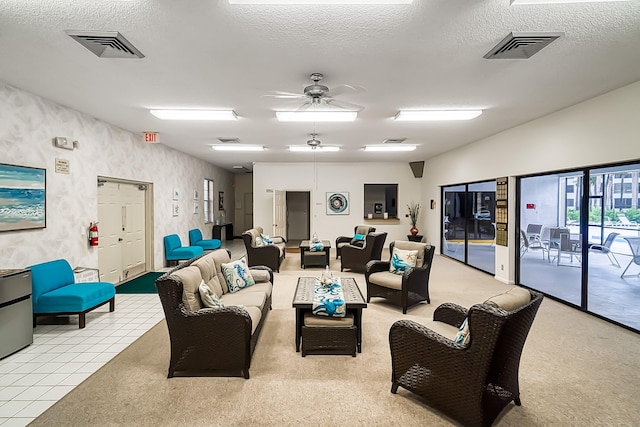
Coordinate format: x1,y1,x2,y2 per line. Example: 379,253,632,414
423,80,640,284
0,82,234,271
253,162,423,246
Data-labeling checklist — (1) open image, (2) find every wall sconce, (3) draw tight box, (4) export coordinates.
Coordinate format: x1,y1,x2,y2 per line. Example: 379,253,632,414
53,137,78,150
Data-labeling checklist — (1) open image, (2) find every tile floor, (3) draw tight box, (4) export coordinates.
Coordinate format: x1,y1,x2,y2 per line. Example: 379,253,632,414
0,293,164,426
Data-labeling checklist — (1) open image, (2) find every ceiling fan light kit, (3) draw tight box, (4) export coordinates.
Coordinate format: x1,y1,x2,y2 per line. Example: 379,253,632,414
364,145,417,152
150,109,238,121
276,111,357,122
211,144,264,151
394,110,483,121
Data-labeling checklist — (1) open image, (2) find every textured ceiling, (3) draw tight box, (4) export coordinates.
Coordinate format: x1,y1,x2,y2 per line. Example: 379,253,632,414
1,0,639,172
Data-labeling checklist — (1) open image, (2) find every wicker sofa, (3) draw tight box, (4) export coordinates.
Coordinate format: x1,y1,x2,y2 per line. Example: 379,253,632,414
155,249,273,379
241,226,286,272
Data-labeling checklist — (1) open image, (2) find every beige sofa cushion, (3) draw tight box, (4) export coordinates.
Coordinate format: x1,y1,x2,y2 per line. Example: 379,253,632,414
368,271,403,290
245,306,262,335
192,252,224,297
393,241,429,268
244,282,272,298
172,266,205,311
250,269,270,283
221,291,267,310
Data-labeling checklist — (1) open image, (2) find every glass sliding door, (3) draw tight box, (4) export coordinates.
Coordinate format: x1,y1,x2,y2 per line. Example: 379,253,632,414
519,172,582,306
442,181,496,274
518,162,640,332
587,164,640,329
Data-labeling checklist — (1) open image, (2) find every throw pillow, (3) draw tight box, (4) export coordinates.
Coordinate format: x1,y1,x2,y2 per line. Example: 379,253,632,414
261,234,273,245
255,236,264,247
221,258,255,293
198,281,225,308
350,233,366,246
484,287,531,311
453,317,471,345
389,248,418,274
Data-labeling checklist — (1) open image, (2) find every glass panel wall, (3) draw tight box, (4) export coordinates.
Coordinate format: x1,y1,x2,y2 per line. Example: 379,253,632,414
518,162,640,332
442,181,496,274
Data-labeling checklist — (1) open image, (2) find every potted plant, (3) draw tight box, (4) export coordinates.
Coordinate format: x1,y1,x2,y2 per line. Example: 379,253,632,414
408,202,420,236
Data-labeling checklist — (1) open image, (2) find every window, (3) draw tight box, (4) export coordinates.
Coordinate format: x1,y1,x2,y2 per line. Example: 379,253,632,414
364,184,398,218
204,179,214,223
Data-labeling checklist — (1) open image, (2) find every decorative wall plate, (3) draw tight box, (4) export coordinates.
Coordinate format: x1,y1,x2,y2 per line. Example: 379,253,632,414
327,192,349,215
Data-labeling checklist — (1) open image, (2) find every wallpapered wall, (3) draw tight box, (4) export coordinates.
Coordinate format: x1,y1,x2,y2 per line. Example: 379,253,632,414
0,81,233,271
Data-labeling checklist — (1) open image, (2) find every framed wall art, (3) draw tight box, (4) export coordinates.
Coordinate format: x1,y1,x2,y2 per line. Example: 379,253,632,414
218,191,224,210
0,163,46,231
326,192,349,215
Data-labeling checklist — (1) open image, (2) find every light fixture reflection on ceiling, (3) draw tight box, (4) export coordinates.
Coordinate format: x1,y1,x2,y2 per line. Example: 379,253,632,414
511,0,626,3
289,146,340,152
364,145,417,152
276,111,357,122
229,0,413,4
394,110,482,121
211,145,264,151
150,109,238,120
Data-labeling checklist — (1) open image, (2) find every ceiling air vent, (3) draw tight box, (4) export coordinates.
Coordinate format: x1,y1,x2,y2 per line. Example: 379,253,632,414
483,32,563,60
383,138,406,144
218,137,240,144
65,31,145,58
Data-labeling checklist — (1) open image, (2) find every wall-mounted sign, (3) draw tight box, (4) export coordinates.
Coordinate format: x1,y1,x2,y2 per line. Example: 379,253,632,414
55,158,70,174
526,203,535,209
143,132,159,143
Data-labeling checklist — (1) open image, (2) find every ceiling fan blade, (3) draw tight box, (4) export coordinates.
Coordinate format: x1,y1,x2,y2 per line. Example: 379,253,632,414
328,84,366,97
324,98,364,111
264,91,306,99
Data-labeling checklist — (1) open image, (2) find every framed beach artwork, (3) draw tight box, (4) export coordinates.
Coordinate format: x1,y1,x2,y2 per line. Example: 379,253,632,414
0,163,46,231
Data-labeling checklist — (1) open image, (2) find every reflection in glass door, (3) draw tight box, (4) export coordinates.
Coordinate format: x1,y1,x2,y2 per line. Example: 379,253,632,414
442,181,496,274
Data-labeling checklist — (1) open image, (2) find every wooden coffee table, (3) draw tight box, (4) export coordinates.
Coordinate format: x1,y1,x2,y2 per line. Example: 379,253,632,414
299,240,331,269
292,276,367,353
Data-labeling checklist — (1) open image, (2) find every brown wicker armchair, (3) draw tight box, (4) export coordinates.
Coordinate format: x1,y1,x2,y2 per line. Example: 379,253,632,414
389,289,543,427
241,228,285,272
340,232,387,272
366,241,435,314
335,225,376,259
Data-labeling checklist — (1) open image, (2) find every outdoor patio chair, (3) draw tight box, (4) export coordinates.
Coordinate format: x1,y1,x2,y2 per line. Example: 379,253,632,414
588,232,620,268
555,233,581,266
621,237,640,278
525,224,543,248
617,213,639,228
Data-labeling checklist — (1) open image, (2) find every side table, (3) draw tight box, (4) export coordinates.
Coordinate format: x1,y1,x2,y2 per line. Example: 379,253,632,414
407,235,424,242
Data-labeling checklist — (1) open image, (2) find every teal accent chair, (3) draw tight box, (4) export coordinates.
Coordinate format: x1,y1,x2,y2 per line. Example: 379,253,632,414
188,229,222,251
28,259,115,329
164,234,204,266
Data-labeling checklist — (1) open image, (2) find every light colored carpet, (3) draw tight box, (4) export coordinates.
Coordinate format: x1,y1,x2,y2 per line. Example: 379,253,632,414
30,253,640,426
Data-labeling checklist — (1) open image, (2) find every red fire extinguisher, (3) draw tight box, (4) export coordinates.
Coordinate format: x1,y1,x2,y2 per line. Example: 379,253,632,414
88,222,99,247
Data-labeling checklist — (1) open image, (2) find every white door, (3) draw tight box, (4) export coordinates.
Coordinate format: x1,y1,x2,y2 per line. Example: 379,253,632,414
98,181,147,283
273,190,286,239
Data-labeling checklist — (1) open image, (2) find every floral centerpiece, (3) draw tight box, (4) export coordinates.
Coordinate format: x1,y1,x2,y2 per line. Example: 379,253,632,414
408,201,420,236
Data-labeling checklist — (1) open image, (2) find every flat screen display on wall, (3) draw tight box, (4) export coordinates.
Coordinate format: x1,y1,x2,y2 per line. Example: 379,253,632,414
0,163,46,231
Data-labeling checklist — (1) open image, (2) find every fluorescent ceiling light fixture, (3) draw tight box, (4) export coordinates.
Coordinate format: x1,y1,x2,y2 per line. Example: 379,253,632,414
150,109,238,121
276,111,357,122
289,146,340,152
511,0,626,3
394,110,483,121
229,0,413,4
364,145,416,152
211,145,264,151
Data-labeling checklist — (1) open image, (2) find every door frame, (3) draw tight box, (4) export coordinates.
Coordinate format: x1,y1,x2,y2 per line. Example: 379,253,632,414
97,176,154,280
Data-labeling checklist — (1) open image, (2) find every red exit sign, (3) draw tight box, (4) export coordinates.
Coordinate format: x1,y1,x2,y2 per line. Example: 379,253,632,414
144,132,159,143
526,203,535,209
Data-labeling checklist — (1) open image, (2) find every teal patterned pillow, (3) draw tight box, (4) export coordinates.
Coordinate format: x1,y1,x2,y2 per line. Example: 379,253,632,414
389,248,418,274
453,317,471,345
221,258,255,293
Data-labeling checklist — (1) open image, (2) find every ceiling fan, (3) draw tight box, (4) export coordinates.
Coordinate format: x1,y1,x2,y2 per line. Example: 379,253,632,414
268,73,365,111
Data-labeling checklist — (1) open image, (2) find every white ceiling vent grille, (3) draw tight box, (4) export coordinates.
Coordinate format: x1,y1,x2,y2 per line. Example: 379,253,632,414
484,32,563,59
65,31,145,58
383,138,406,144
218,137,240,144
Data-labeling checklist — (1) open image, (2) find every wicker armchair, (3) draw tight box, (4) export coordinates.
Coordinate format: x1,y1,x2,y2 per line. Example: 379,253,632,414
366,241,435,314
241,228,285,272
340,232,387,272
389,289,543,427
335,225,376,259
